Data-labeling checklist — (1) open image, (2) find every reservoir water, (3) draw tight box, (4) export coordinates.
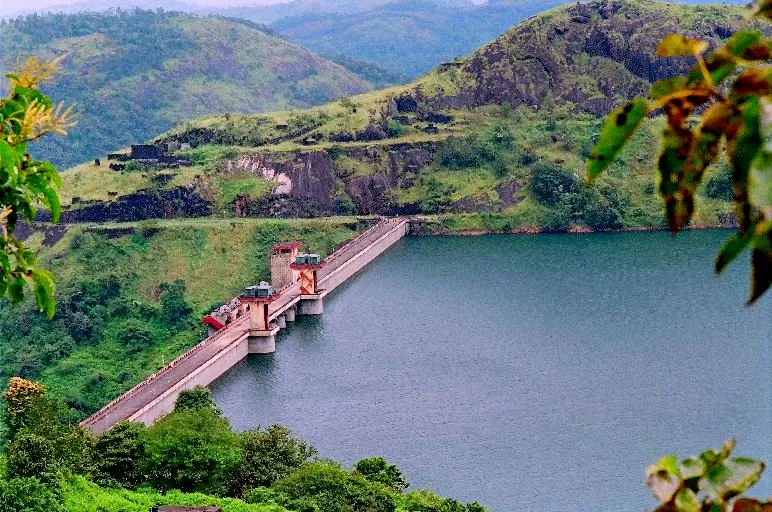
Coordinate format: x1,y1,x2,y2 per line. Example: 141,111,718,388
211,230,771,511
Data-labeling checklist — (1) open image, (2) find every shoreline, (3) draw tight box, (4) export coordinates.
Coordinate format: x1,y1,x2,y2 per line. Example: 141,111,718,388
407,220,738,237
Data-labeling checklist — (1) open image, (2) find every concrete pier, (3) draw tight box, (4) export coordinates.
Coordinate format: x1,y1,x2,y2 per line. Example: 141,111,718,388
298,296,324,316
248,332,277,354
81,218,410,434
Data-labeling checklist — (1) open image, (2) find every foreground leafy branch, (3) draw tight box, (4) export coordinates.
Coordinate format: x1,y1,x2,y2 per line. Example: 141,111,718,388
646,440,769,512
587,1,771,304
0,57,76,317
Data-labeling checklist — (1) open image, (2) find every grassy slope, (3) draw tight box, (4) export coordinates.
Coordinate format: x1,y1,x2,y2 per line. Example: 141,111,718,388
64,477,287,512
0,11,369,168
1,218,363,414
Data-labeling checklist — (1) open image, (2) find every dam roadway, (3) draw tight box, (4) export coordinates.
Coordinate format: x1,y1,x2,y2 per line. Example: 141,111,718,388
82,218,410,435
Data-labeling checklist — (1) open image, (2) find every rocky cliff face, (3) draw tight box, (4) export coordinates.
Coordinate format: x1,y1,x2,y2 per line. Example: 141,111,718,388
431,0,753,114
219,143,439,217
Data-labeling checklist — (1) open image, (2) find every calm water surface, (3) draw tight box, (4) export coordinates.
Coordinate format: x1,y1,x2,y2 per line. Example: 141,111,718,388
211,231,771,511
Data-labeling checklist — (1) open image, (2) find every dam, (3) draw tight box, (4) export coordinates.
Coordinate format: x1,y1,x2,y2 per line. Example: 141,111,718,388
81,218,410,434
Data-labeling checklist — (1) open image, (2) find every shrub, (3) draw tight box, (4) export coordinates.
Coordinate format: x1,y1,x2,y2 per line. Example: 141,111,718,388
231,424,317,495
123,160,146,172
159,280,193,327
704,164,733,201
93,421,148,489
420,178,455,214
529,161,577,205
5,433,58,481
387,120,405,137
332,192,357,215
273,461,396,512
174,386,221,415
353,457,409,492
142,408,241,495
116,319,155,354
0,477,64,512
436,135,497,169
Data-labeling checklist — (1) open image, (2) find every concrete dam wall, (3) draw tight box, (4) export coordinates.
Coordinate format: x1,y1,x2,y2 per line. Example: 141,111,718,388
82,218,410,434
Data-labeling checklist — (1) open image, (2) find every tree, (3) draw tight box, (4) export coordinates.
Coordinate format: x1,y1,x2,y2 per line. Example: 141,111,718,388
272,461,396,512
159,280,194,326
530,161,577,206
4,433,58,482
586,4,771,304
141,407,241,495
0,57,76,317
1,377,93,479
231,424,317,496
0,477,64,512
173,385,221,415
92,421,148,489
353,457,409,492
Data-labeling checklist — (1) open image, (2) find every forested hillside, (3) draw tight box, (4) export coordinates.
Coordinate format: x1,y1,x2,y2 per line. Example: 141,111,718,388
52,0,751,232
0,10,369,168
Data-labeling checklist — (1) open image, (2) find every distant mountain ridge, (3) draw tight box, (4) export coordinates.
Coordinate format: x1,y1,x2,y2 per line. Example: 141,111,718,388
269,0,750,78
0,9,369,167
0,0,475,21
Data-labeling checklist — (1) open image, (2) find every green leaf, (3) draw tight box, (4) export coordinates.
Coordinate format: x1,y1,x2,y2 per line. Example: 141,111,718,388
701,458,766,501
42,183,61,223
587,97,649,181
727,97,762,233
724,30,764,58
687,52,735,87
31,269,56,319
650,77,689,101
7,275,26,303
0,139,19,177
715,228,755,274
680,457,706,480
674,489,700,512
658,34,709,57
13,85,52,108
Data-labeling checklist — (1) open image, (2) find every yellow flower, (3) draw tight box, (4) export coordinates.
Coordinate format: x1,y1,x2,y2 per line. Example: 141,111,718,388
8,55,65,89
9,99,78,143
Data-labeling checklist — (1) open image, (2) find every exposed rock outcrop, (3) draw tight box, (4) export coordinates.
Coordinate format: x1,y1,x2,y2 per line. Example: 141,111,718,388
427,0,757,115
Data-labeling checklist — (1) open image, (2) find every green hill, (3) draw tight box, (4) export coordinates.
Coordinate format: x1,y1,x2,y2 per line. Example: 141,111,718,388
0,10,370,168
269,0,750,79
270,0,565,78
55,0,750,230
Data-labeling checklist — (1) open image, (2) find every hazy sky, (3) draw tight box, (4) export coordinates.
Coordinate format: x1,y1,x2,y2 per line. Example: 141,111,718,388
2,0,289,11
